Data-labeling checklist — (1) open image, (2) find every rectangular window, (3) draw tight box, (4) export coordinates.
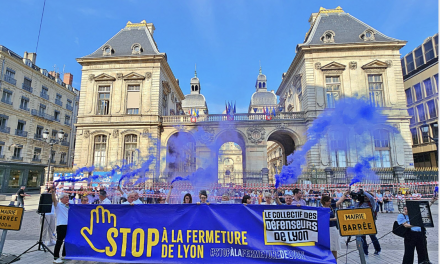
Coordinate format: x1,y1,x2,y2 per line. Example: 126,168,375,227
405,88,413,105
50,151,56,163
406,54,415,73
424,40,435,62
55,93,63,106
328,133,347,167
60,153,67,164
66,99,73,111
401,58,407,76
126,108,139,115
20,96,29,111
97,86,110,115
16,121,25,132
5,69,15,78
408,108,415,125
374,150,391,168
420,127,430,143
434,74,439,91
35,125,43,140
41,86,49,100
0,116,7,128
325,76,340,108
33,148,41,161
65,115,71,125
39,103,46,114
417,104,426,121
423,78,433,97
368,74,384,107
414,83,423,101
426,100,437,119
414,47,424,68
1,90,12,105
52,130,58,139
410,128,419,145
13,147,22,158
431,123,438,139
127,85,140,114
54,110,60,121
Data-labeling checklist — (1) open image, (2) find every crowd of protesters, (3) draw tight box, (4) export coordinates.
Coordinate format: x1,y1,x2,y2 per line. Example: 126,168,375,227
26,181,435,264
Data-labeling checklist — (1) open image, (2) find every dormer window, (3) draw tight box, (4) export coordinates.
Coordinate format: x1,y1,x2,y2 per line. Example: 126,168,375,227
360,29,375,41
102,45,113,56
131,43,142,55
321,30,335,43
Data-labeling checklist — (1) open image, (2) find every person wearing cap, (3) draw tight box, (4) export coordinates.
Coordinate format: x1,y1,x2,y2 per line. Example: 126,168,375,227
98,190,111,204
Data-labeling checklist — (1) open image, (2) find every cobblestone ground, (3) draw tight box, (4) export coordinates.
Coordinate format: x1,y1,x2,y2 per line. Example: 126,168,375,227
0,194,437,264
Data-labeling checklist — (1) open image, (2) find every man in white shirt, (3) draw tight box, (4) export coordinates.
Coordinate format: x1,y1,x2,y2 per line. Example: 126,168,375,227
118,184,143,204
98,191,111,204
50,188,69,264
284,189,293,196
122,192,137,205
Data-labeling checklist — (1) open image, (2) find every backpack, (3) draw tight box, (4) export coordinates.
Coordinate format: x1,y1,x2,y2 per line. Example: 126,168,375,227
392,219,407,238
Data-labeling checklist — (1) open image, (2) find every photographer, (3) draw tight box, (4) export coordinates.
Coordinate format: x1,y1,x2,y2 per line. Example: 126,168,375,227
351,189,381,256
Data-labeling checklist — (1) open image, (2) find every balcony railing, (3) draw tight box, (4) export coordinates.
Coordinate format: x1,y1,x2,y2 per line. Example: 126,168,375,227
34,133,43,140
50,159,56,164
55,99,63,107
32,157,41,162
40,92,49,100
22,83,33,93
64,120,71,126
54,117,60,122
60,161,67,165
15,129,28,137
161,112,306,123
4,75,16,86
31,109,54,121
61,141,70,146
66,104,73,111
1,97,12,105
0,126,10,134
11,156,23,161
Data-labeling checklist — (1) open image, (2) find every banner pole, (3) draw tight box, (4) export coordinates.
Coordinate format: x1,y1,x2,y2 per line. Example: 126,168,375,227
0,230,7,255
355,236,367,264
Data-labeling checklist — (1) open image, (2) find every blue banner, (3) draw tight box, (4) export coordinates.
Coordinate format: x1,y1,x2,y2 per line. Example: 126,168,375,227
66,205,335,263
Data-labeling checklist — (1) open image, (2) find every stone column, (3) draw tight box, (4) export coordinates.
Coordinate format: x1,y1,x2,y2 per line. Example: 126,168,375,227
261,168,269,184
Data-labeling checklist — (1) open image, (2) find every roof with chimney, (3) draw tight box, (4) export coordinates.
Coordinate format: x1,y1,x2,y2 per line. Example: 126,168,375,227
301,7,403,47
82,20,161,58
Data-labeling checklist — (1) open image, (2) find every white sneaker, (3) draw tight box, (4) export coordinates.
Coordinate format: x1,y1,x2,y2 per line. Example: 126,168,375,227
61,256,65,260
53,258,64,263
47,240,56,246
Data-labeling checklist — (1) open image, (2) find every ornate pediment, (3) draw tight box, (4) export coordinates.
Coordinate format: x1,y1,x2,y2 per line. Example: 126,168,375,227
123,72,146,80
320,61,346,71
94,73,116,81
361,60,389,70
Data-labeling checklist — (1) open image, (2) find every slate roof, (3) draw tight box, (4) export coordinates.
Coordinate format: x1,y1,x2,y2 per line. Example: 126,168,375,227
82,26,161,58
182,94,207,108
302,12,402,46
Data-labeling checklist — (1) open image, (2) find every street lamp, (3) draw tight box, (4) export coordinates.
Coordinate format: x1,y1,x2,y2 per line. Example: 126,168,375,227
42,128,65,186
420,123,438,148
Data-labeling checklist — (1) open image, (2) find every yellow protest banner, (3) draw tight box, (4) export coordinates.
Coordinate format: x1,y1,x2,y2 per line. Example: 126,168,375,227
336,208,377,237
0,206,24,231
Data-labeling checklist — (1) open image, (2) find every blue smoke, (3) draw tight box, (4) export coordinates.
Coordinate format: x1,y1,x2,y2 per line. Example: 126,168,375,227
347,156,377,186
275,97,398,188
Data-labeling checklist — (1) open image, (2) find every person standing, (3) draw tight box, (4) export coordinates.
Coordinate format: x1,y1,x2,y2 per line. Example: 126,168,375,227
375,190,384,213
383,190,394,213
98,190,111,204
290,188,306,206
16,186,31,210
397,197,437,264
50,187,69,264
41,189,56,246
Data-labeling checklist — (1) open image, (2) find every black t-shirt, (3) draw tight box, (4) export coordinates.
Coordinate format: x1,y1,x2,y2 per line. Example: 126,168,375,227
17,189,24,199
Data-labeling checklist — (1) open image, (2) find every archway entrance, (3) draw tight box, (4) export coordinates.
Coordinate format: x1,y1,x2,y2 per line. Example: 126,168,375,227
266,130,296,184
166,132,196,179
214,130,246,184
218,143,243,184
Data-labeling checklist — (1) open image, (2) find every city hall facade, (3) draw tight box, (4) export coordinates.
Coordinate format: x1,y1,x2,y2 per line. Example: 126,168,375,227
74,7,416,184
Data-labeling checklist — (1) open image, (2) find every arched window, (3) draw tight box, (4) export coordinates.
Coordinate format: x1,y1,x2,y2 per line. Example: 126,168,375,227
195,85,198,91
93,135,107,167
259,82,262,88
124,134,138,164
328,132,347,167
263,82,265,88
191,85,194,91
373,130,391,167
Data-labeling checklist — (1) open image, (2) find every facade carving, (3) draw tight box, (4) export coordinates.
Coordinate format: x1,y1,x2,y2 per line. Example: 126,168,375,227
247,126,266,144
350,61,357,70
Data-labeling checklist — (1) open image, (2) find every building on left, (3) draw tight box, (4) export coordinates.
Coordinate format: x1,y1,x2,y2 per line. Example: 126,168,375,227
0,46,78,193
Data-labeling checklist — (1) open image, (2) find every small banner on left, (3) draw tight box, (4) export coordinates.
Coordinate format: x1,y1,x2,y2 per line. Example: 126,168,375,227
0,205,24,231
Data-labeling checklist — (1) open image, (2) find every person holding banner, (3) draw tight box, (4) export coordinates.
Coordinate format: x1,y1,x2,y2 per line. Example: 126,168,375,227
98,190,111,204
122,192,137,205
263,192,276,205
49,187,69,264
241,194,251,204
118,184,143,204
321,192,348,259
197,190,209,204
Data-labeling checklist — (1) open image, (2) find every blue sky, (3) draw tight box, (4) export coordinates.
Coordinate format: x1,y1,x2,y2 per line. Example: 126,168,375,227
1,0,438,114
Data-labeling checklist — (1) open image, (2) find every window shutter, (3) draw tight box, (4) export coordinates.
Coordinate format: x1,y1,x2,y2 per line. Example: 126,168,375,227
126,91,140,109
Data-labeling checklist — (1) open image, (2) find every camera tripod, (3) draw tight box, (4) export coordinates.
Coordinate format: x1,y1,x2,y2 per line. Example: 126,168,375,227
8,213,53,263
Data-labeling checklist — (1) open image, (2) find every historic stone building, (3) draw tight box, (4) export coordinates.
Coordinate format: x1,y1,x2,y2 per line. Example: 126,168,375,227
402,33,438,168
0,46,78,192
277,6,414,169
75,7,415,184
